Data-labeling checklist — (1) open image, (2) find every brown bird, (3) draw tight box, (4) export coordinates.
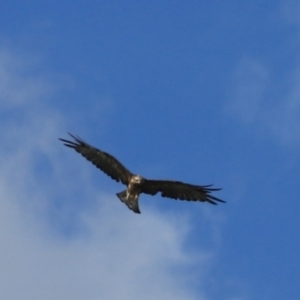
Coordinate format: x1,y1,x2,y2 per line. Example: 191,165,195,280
59,133,225,213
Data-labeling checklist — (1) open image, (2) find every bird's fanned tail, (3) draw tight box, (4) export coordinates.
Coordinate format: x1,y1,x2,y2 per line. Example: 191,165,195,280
116,190,141,214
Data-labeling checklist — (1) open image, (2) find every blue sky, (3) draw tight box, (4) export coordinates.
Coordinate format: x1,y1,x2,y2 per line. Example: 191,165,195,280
0,1,299,299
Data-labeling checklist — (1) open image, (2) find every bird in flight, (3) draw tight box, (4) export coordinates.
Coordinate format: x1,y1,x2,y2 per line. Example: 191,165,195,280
59,133,225,213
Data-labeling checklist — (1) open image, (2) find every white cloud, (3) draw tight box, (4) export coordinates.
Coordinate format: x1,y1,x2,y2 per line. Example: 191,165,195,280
266,64,300,145
226,57,269,124
0,48,55,110
0,48,213,300
227,55,300,147
226,3,300,147
0,189,200,300
282,0,300,27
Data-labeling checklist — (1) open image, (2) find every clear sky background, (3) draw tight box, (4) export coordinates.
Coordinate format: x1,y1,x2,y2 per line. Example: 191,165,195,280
0,1,299,299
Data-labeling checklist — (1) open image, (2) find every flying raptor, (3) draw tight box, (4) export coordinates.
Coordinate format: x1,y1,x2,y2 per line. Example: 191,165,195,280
59,133,225,213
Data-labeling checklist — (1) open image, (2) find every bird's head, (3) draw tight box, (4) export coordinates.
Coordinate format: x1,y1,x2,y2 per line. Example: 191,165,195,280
132,175,144,185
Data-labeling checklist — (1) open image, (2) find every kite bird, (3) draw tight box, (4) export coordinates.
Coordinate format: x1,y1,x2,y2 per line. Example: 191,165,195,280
59,133,225,213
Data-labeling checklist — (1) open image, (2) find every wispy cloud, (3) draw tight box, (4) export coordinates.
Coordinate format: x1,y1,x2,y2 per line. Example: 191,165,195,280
282,0,300,27
0,48,55,110
226,56,269,125
0,47,216,300
227,53,300,147
225,2,300,148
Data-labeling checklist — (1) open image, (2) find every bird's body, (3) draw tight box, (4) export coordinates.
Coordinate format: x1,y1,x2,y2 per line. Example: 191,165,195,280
59,133,225,213
116,175,144,213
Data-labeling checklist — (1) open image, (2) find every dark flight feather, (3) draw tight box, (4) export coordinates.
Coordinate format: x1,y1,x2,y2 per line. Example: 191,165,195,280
59,133,132,185
141,180,225,205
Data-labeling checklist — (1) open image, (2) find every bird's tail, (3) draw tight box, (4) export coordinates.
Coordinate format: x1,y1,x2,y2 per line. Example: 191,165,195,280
116,190,141,214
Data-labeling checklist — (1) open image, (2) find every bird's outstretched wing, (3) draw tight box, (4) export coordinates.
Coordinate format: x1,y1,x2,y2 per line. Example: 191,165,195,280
59,133,132,185
141,179,225,205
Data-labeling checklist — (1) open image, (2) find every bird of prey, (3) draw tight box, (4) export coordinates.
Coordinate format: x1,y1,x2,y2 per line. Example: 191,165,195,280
59,133,225,213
